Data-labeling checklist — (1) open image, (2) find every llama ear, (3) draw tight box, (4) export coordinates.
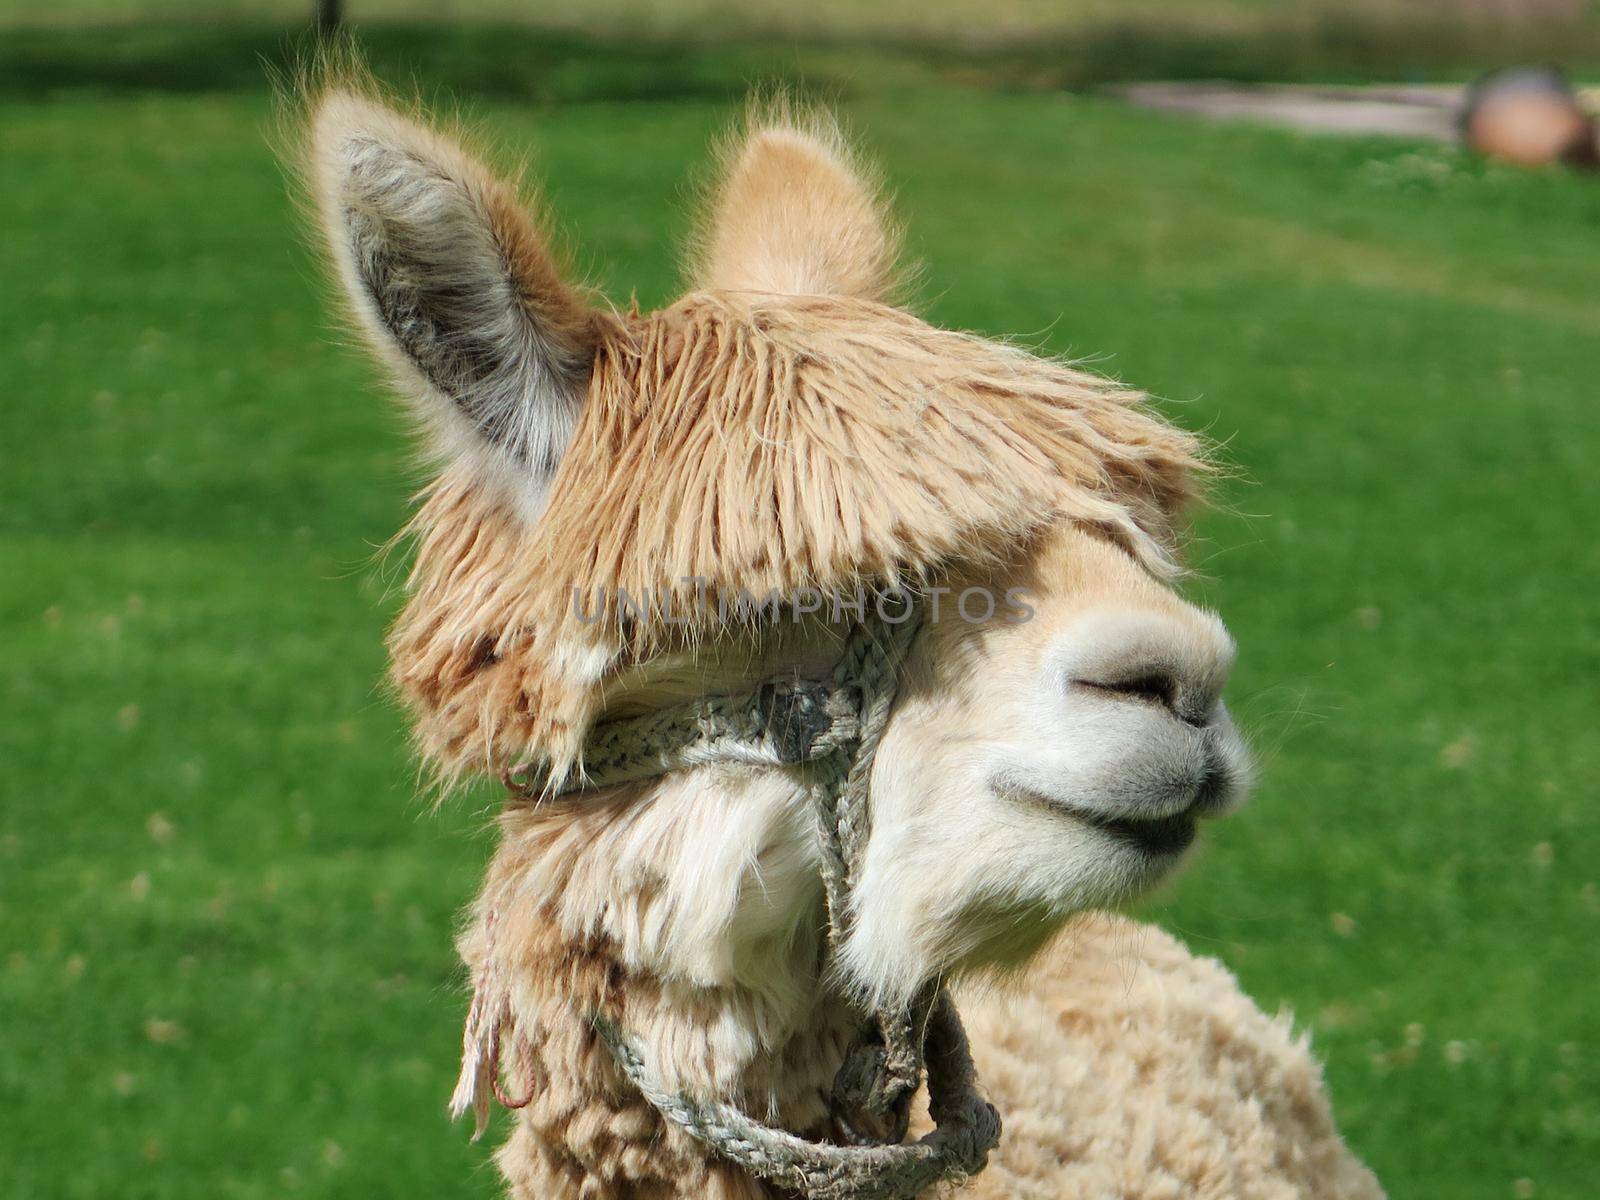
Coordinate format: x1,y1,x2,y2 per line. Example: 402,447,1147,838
308,91,600,493
691,107,901,301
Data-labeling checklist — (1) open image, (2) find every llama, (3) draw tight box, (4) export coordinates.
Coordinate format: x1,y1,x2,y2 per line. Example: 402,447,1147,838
302,80,1383,1199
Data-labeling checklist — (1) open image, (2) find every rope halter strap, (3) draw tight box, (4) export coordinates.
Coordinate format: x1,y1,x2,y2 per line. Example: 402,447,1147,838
481,608,1001,1199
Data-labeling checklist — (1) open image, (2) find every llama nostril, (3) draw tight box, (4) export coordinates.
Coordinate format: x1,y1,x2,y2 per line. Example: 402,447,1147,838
1075,671,1221,727
1076,672,1178,712
1062,611,1235,729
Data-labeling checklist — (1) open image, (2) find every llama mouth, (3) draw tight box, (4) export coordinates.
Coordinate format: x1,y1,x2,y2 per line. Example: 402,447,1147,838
998,779,1202,856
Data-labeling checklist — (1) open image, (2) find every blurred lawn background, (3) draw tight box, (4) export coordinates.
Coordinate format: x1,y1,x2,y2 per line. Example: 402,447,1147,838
3,2,1598,1198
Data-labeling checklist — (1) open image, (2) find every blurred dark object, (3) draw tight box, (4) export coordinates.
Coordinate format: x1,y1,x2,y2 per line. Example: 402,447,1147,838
317,0,342,36
1461,66,1598,168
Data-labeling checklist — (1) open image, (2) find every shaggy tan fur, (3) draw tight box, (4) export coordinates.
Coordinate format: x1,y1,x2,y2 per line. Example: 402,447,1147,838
395,292,1206,783
954,917,1383,1200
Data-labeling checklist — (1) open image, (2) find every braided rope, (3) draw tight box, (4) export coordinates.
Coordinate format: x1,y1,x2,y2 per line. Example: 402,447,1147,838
503,681,862,798
594,991,998,1200
810,613,933,1144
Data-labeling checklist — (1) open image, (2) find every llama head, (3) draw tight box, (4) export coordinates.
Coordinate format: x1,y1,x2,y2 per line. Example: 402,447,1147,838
841,522,1250,1008
306,86,1250,1007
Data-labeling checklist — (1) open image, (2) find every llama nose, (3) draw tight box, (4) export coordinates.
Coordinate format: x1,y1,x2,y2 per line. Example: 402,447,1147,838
1066,614,1235,728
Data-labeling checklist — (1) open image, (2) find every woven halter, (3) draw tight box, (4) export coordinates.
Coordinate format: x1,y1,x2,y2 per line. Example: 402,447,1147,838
474,607,1001,1200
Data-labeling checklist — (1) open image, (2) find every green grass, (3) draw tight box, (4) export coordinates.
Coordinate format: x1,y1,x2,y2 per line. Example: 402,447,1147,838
4,30,1600,1200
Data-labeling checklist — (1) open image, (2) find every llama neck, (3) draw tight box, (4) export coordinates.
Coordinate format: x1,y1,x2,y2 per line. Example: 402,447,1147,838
461,771,855,1199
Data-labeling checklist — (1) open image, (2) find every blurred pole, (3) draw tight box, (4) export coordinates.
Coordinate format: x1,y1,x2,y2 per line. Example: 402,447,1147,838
316,0,342,36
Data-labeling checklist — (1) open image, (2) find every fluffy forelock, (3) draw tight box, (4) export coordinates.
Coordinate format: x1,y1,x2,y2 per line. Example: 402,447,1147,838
390,290,1209,785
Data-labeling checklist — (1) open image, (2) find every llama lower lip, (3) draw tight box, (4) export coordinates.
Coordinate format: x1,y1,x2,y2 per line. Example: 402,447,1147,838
1088,811,1198,855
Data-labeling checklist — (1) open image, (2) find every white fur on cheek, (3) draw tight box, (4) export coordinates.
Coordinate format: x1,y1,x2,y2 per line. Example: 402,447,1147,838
839,691,1127,1013
542,768,826,1003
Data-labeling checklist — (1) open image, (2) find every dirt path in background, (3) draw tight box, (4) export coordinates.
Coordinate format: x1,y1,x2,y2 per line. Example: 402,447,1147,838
1110,83,1467,140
